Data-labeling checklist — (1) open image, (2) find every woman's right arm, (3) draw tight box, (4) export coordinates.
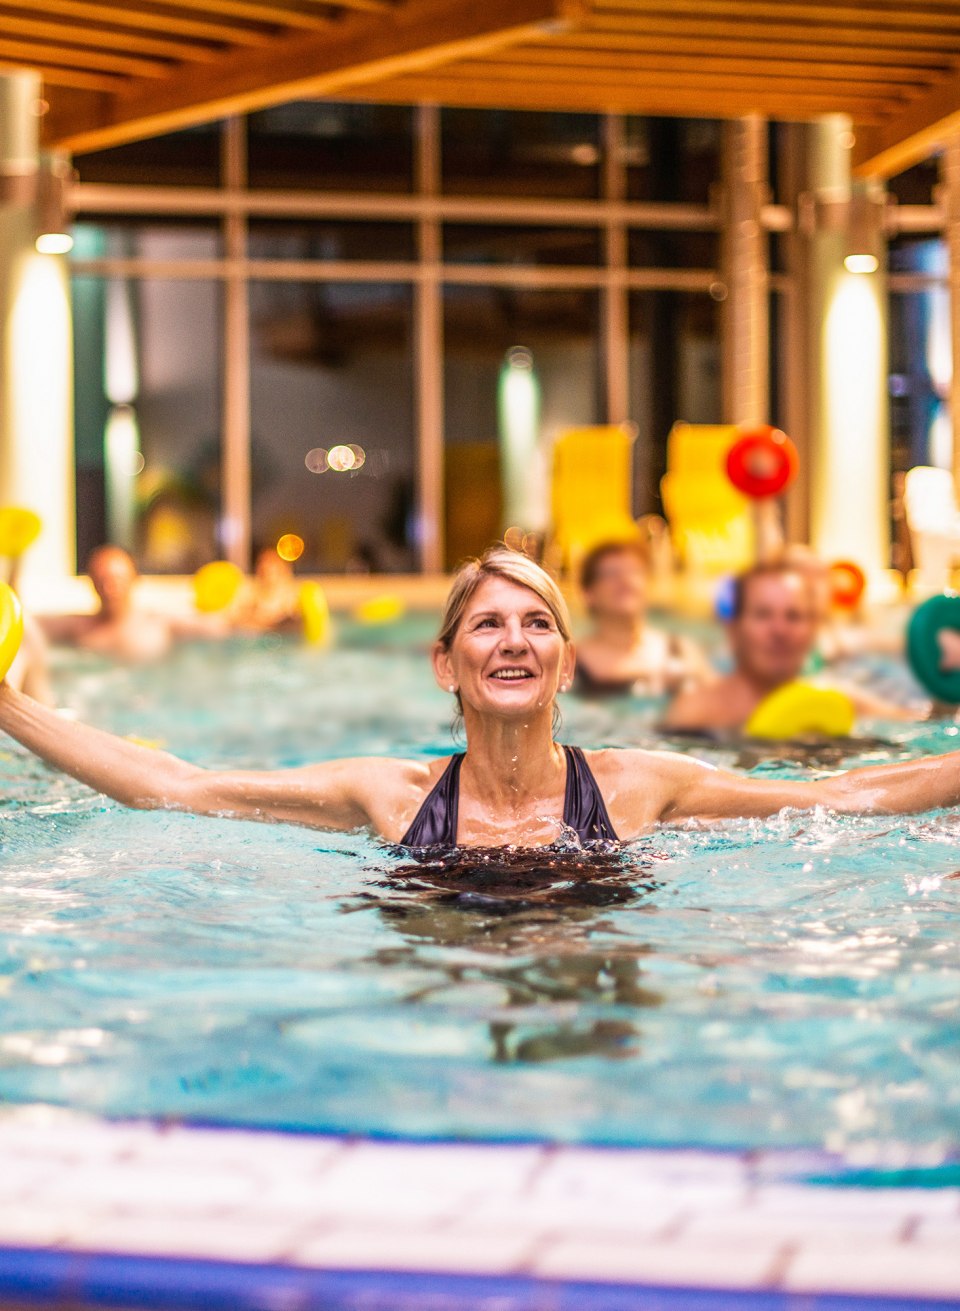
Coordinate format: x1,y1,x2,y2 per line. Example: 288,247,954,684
0,684,374,831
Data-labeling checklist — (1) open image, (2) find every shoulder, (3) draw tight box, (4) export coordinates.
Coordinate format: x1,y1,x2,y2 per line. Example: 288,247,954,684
661,678,732,729
345,753,457,841
578,746,686,836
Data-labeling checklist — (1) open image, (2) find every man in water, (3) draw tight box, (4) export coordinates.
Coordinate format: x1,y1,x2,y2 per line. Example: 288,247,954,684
662,562,916,734
40,544,225,662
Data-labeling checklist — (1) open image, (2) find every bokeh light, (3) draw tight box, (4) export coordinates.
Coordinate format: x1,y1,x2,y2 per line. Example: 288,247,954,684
327,444,356,472
276,533,305,562
305,447,328,474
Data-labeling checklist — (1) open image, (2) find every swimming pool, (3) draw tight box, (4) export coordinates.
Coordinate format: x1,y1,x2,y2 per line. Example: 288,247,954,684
2,633,959,1167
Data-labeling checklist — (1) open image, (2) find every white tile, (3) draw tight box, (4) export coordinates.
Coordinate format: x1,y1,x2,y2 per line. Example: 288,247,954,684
533,1234,782,1288
291,1222,536,1275
783,1241,960,1297
64,1212,307,1263
34,1162,264,1214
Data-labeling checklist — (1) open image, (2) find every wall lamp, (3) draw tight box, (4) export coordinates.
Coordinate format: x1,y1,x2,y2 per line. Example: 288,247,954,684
0,155,74,254
797,184,887,273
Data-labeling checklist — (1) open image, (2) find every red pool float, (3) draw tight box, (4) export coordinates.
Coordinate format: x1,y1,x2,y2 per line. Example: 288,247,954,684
726,426,799,499
829,559,866,610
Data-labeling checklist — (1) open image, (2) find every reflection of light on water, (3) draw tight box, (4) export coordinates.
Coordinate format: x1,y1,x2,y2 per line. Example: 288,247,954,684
2,1028,106,1067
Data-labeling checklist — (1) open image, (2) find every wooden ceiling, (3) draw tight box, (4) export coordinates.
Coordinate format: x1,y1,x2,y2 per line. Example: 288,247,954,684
7,0,960,176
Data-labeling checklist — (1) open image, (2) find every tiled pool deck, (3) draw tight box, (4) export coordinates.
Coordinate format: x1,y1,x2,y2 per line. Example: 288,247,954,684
1,1108,959,1310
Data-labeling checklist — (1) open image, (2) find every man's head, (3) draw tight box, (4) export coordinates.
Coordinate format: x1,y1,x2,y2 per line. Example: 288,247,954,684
87,545,138,617
729,563,817,689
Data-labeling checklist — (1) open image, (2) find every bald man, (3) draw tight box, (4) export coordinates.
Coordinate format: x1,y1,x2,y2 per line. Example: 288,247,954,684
40,545,225,662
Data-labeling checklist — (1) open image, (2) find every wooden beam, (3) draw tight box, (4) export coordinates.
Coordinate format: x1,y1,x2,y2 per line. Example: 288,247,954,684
0,10,223,62
853,77,960,177
47,0,582,152
6,1,274,46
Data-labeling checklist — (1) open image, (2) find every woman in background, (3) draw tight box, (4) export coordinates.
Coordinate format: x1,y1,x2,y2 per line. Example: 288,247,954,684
574,540,713,698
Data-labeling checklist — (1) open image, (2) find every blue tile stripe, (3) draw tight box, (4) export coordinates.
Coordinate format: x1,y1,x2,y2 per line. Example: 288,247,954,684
1,1248,960,1311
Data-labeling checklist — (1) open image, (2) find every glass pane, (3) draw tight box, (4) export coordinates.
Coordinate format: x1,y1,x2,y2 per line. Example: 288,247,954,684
247,218,415,262
625,117,721,203
249,281,416,572
74,123,223,187
443,285,601,566
443,224,601,267
627,229,719,269
71,219,222,260
888,233,947,276
628,291,721,516
72,277,222,572
441,109,602,198
887,157,939,206
889,239,951,474
247,102,415,192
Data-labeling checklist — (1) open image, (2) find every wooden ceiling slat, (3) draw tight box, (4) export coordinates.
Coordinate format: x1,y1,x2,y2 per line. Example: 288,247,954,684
586,10,960,50
551,29,957,68
429,59,897,104
854,74,960,176
492,44,944,87
598,0,960,31
0,10,223,62
0,36,172,77
0,54,123,89
11,1,274,45
154,0,333,30
348,76,889,119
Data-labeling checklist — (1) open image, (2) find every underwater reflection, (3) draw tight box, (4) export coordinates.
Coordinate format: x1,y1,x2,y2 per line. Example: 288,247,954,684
353,845,666,1065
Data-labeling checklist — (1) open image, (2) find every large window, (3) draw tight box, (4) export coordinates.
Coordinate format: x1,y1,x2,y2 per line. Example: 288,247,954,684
70,104,726,573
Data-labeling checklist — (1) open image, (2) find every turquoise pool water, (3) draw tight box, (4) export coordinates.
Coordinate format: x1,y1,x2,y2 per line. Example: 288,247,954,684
1,632,959,1160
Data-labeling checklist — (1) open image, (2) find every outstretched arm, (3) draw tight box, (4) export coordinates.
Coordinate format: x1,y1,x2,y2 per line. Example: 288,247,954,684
0,683,373,831
655,748,960,823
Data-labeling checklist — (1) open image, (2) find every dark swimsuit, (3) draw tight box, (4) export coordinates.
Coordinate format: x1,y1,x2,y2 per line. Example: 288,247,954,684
399,745,619,848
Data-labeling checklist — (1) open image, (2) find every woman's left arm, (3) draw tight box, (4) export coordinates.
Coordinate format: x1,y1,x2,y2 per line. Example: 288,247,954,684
652,749,960,823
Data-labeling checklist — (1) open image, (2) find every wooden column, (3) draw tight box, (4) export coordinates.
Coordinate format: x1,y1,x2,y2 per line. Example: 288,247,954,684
220,115,250,569
415,102,444,572
721,116,769,427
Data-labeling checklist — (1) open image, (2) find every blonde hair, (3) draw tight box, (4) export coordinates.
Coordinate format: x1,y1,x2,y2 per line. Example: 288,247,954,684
437,546,572,650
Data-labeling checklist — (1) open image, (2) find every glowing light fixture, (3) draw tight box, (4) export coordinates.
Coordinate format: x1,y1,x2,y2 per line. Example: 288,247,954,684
34,156,74,256
843,252,879,274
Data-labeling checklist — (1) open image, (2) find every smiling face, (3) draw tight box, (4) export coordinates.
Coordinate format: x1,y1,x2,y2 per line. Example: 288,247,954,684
433,576,575,724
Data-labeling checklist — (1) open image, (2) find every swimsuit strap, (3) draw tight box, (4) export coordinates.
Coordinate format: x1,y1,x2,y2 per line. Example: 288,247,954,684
562,745,619,843
399,753,464,849
399,746,618,849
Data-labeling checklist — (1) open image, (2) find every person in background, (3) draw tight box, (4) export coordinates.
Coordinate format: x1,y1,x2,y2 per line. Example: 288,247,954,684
232,546,303,634
39,545,226,662
574,540,713,698
662,562,920,734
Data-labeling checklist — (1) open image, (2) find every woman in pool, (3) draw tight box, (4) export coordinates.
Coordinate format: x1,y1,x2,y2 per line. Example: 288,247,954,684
574,540,713,698
0,546,958,847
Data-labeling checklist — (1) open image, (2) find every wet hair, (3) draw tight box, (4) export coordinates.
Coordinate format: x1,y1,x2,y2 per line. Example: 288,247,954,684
437,546,572,651
730,561,810,620
579,539,650,592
